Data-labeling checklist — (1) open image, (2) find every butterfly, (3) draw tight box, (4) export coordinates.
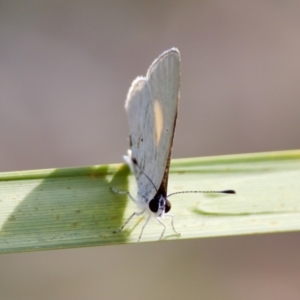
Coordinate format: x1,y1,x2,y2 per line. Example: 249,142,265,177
111,48,235,242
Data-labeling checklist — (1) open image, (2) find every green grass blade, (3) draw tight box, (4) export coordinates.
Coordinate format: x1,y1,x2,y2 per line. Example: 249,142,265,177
0,150,299,254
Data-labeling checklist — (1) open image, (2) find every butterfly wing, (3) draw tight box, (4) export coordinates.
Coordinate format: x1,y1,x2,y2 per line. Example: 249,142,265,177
124,48,180,201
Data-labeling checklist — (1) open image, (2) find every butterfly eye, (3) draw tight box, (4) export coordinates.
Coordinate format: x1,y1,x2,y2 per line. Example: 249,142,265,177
149,198,159,213
165,200,171,213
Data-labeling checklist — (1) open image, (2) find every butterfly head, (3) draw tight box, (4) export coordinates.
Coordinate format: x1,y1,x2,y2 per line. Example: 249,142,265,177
149,193,171,217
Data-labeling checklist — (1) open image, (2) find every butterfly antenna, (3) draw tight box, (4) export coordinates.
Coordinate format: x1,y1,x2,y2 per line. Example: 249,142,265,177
131,158,158,193
168,189,235,198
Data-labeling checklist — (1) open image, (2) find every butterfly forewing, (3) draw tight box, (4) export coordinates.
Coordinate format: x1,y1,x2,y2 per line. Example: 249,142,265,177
125,49,181,201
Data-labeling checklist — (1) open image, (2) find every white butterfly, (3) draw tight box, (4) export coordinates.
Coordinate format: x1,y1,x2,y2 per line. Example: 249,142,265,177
112,48,235,242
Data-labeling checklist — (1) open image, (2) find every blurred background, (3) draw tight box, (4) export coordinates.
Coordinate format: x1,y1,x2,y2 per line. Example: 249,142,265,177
1,1,300,299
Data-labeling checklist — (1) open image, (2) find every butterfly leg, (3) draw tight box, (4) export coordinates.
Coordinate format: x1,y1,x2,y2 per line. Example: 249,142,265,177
157,218,167,240
113,209,146,234
165,214,181,236
113,211,136,234
111,187,148,239
113,210,148,233
110,186,137,203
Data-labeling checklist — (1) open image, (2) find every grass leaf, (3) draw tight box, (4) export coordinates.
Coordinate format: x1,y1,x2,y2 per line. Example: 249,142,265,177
0,150,299,253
